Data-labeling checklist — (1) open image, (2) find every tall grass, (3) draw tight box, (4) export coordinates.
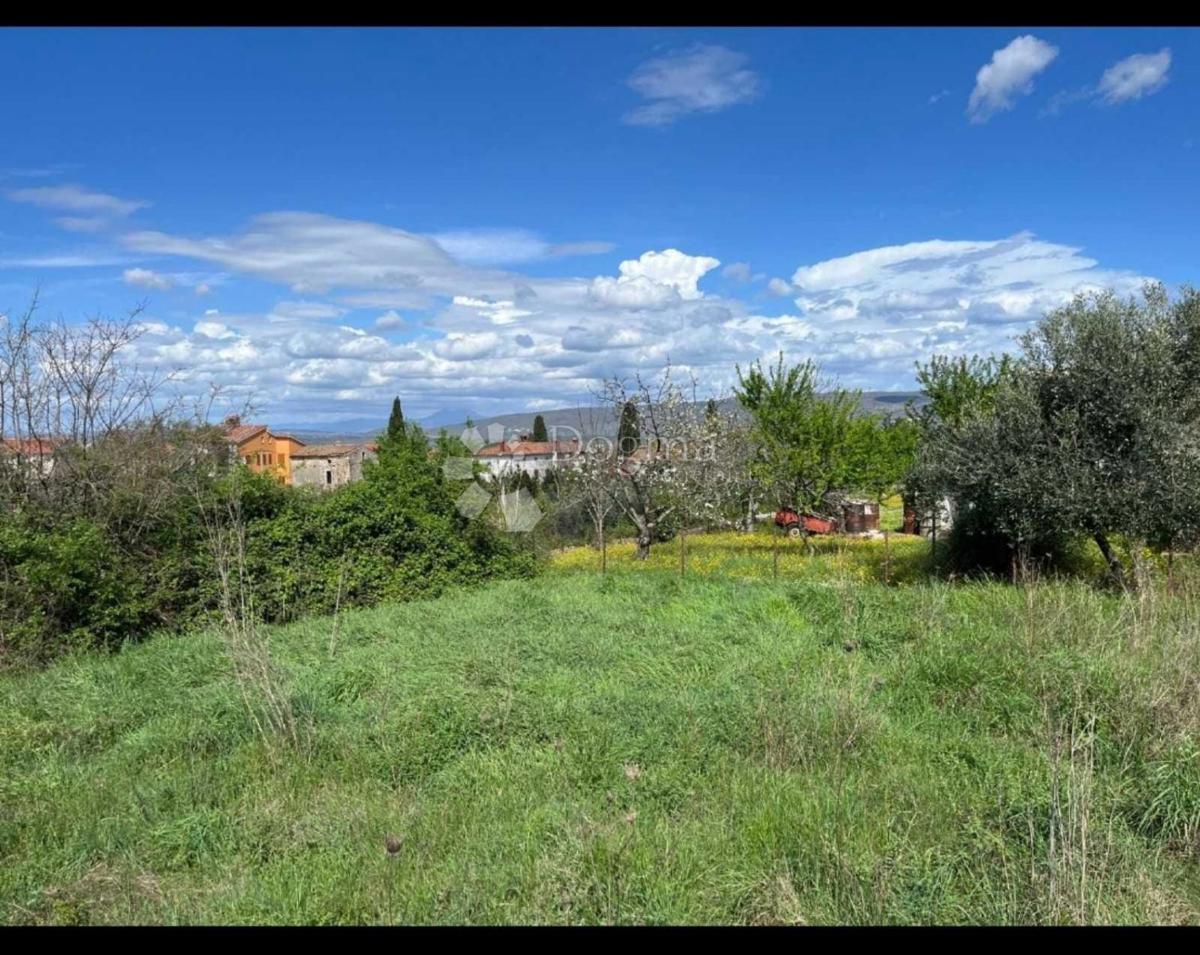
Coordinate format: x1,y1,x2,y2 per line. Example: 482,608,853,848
1,537,1199,924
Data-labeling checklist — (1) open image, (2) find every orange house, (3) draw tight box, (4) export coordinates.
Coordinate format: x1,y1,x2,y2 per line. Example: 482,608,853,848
223,419,306,485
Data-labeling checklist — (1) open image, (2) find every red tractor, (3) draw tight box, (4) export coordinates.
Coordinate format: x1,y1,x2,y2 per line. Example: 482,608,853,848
774,507,837,538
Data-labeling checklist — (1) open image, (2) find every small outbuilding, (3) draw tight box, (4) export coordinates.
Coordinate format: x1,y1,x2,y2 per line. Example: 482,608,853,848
841,500,880,533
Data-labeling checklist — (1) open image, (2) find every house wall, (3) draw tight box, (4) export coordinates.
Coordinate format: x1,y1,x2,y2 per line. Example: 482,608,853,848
291,447,377,491
233,430,289,484
272,436,305,486
477,454,567,479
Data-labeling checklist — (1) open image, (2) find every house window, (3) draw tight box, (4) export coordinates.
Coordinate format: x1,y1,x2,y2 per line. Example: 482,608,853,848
325,470,332,485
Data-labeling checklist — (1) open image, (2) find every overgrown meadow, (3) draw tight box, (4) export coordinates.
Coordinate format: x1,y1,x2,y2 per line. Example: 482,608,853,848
3,533,1198,924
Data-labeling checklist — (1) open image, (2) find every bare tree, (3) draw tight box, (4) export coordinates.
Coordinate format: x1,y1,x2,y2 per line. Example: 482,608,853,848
592,366,731,560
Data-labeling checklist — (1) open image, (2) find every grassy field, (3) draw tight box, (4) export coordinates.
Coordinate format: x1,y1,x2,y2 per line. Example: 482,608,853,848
3,533,1200,924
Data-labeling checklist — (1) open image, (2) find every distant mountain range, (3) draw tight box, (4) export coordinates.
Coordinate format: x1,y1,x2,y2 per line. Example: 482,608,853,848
279,391,926,445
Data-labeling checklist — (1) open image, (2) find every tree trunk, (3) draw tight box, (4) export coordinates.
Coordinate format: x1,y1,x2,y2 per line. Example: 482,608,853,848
600,519,607,575
1093,532,1128,590
679,526,686,577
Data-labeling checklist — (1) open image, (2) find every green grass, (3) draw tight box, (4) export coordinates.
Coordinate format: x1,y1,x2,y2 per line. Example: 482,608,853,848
3,546,1200,924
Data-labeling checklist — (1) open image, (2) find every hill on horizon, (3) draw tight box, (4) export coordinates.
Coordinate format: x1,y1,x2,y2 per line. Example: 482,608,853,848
278,391,926,444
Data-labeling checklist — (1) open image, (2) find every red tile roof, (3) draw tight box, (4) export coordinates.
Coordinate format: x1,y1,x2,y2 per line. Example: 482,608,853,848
291,443,376,458
1,437,66,456
474,439,580,458
223,423,268,444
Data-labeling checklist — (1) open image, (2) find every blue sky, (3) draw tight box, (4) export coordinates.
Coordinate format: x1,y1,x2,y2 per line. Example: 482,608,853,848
1,27,1194,426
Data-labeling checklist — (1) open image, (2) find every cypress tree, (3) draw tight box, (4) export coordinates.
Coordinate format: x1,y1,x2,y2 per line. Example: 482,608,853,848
386,396,405,442
531,414,548,442
617,400,640,456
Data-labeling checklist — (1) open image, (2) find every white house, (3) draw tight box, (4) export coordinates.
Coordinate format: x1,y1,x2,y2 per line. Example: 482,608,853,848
473,437,581,480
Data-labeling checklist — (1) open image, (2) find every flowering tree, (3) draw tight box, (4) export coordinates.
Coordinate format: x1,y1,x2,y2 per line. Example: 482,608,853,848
589,367,731,560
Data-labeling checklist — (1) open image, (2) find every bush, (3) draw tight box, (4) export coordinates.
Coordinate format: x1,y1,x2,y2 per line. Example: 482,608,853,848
0,421,537,666
0,517,155,664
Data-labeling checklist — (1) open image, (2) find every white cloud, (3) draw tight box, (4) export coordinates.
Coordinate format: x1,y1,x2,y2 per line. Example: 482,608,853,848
1044,49,1172,116
624,44,762,126
433,229,613,265
548,240,616,257
55,216,109,233
116,206,1155,418
967,35,1059,123
433,332,502,361
124,212,463,297
374,310,405,330
1098,49,1171,104
785,232,1150,381
194,320,235,340
722,262,752,282
194,282,212,296
0,252,134,268
590,248,720,308
767,277,792,297
928,89,951,104
6,183,149,217
123,267,174,291
272,300,346,320
450,295,532,326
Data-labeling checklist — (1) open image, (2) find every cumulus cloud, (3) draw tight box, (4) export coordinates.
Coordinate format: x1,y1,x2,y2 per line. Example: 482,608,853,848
194,282,212,296
967,35,1059,123
589,248,720,308
123,267,174,291
432,332,503,361
113,206,1154,418
766,277,792,297
1098,49,1171,104
194,320,235,340
624,44,762,126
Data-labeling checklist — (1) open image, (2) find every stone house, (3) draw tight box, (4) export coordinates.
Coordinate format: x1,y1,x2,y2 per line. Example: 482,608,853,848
291,443,378,490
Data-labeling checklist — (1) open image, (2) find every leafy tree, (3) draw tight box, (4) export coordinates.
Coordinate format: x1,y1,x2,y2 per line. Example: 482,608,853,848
734,353,860,519
913,284,1200,587
913,354,1013,430
386,396,405,442
531,415,548,442
846,414,919,507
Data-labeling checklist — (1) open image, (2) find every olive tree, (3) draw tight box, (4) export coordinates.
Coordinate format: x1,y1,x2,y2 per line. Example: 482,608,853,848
913,283,1200,587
